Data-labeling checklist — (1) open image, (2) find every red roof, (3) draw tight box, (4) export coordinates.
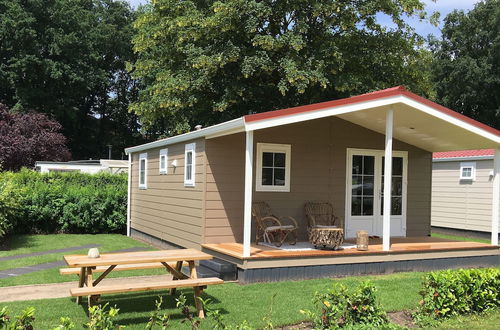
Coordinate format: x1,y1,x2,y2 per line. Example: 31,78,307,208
243,86,500,137
433,149,495,159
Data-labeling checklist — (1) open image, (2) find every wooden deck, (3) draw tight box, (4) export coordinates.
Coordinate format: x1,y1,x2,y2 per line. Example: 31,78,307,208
202,237,499,283
202,237,498,261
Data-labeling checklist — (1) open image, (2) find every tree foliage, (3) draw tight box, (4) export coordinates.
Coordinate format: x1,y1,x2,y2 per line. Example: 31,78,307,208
131,0,436,134
0,0,145,159
0,104,71,171
430,0,499,129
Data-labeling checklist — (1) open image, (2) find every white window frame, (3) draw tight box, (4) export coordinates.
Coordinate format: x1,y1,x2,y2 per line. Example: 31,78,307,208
138,153,148,189
184,143,196,187
460,162,476,180
159,148,168,174
256,143,291,192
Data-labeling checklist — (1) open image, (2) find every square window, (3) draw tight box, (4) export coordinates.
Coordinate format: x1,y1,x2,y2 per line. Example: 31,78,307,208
460,162,476,180
256,143,291,192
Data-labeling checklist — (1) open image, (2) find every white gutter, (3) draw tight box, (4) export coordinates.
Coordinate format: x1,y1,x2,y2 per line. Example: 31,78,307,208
126,154,132,237
124,117,245,155
433,155,494,162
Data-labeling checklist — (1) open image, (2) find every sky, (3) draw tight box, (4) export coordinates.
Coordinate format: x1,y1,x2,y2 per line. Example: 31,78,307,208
126,0,482,37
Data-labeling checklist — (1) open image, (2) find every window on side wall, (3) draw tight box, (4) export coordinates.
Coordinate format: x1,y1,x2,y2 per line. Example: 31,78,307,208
184,143,196,187
460,162,476,180
139,153,148,189
159,148,168,174
256,143,291,192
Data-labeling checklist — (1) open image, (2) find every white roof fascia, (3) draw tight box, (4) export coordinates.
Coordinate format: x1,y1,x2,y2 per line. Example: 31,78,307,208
433,156,494,162
125,117,245,155
244,95,403,131
401,97,500,145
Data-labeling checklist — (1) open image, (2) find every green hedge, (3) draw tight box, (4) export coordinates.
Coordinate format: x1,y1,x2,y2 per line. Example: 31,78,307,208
419,268,500,318
0,169,127,238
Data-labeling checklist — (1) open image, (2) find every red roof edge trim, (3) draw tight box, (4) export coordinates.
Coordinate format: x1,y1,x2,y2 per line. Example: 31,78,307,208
244,86,406,123
398,90,499,137
433,149,495,159
243,86,500,138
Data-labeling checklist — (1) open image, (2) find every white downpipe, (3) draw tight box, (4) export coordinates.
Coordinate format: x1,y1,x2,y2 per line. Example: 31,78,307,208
383,109,394,251
243,130,254,257
491,148,500,245
126,154,132,237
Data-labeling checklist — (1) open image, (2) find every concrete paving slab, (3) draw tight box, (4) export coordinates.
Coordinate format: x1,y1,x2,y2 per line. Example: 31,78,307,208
0,274,173,303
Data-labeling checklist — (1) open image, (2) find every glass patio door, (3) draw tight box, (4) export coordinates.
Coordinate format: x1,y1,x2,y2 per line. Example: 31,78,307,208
346,149,407,238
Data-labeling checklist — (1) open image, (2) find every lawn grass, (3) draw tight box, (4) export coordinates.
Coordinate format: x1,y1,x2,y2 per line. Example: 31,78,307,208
0,234,163,287
0,271,426,329
0,234,498,328
431,232,491,244
427,308,500,329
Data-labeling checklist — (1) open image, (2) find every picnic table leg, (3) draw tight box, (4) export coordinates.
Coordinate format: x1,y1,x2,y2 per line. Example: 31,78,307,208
169,261,183,295
189,261,204,319
76,267,86,304
86,267,100,306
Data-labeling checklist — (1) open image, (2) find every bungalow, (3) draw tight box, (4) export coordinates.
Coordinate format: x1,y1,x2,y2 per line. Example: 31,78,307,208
432,149,499,237
125,86,499,282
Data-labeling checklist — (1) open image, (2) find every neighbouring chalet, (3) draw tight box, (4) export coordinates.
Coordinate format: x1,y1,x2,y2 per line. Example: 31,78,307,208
125,86,500,282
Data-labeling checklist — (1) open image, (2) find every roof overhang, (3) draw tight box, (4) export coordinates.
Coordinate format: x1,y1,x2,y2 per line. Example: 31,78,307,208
125,86,499,154
125,117,245,154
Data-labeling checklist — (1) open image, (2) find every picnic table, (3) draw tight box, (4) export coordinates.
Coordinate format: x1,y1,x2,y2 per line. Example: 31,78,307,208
62,249,224,318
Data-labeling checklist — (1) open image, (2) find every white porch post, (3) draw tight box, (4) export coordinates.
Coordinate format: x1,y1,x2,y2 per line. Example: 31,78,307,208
126,153,132,237
382,109,394,251
243,130,254,257
491,148,500,245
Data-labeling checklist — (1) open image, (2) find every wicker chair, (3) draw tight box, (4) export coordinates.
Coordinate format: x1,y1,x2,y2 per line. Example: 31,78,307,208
252,202,298,247
304,202,343,249
304,202,339,229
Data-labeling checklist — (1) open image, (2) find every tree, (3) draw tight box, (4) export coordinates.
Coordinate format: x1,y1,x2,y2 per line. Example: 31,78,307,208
130,0,436,134
430,0,499,129
0,0,145,159
0,104,71,171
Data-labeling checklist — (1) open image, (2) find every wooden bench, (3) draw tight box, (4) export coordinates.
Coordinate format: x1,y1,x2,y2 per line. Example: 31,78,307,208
59,262,184,275
70,277,223,296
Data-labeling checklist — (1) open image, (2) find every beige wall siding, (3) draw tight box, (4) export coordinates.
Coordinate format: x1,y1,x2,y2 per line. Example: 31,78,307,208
204,117,432,243
129,139,205,249
432,159,495,232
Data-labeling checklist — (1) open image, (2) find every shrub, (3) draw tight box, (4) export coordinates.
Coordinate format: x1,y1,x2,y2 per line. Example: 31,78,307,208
418,268,500,319
0,306,36,330
301,281,389,329
0,169,127,235
85,303,122,329
0,172,21,240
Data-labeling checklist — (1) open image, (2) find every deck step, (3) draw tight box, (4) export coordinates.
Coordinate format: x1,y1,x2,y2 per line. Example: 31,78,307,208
198,258,237,281
70,277,224,296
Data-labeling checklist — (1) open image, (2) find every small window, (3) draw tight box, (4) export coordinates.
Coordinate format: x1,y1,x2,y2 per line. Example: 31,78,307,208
460,162,476,180
159,149,168,174
139,153,148,189
256,143,291,192
184,143,196,186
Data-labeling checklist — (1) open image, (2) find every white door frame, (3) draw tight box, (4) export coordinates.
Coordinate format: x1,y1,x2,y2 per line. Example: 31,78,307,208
345,148,408,238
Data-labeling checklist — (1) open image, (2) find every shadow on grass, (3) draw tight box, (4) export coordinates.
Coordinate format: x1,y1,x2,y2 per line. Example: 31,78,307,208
74,289,226,327
1,235,35,251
